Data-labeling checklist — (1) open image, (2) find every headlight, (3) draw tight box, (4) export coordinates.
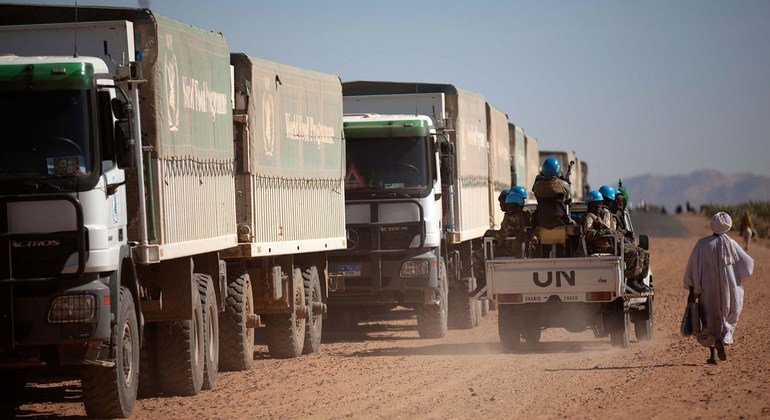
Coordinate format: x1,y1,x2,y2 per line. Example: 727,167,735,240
47,295,96,323
400,260,429,278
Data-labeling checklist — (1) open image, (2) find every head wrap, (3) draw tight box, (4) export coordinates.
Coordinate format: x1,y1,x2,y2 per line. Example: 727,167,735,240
711,212,739,266
710,212,732,234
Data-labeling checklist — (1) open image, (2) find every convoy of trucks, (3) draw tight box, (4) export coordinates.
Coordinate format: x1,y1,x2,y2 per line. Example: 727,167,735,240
0,4,651,419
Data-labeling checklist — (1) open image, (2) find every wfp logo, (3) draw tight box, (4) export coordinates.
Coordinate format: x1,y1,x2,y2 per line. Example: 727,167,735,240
164,34,180,132
263,94,275,156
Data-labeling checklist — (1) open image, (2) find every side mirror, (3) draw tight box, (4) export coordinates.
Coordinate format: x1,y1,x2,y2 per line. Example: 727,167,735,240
115,121,134,169
638,234,649,251
111,97,128,120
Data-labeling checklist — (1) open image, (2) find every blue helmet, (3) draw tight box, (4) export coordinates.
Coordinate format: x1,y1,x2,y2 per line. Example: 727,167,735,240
541,157,561,177
587,190,604,204
599,185,616,201
505,191,525,206
498,188,510,203
511,186,527,198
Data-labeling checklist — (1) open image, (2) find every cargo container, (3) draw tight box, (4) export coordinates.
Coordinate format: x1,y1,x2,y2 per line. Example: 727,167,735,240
524,135,540,202
329,81,494,333
509,124,526,188
486,103,511,229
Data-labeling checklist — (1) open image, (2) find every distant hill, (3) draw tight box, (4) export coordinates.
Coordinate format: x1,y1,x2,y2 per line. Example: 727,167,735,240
621,170,770,211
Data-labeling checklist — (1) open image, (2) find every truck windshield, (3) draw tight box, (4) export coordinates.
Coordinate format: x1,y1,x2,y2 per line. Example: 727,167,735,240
0,90,93,180
346,137,429,191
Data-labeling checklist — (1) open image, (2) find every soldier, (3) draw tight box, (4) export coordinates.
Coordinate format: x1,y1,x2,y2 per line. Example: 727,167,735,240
532,158,573,229
583,191,650,292
495,190,533,258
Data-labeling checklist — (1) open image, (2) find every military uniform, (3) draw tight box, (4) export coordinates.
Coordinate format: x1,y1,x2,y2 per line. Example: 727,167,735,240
472,207,532,286
583,207,648,286
532,175,573,229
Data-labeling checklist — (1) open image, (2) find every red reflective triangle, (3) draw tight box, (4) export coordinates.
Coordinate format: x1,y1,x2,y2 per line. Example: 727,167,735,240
345,164,367,190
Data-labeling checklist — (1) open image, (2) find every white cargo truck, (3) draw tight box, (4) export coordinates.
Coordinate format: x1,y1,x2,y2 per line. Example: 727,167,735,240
328,81,508,333
484,203,654,350
509,123,526,188
222,54,346,360
0,5,346,418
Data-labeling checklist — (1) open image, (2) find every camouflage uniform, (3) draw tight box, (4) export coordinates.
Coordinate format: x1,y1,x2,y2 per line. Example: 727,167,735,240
472,207,532,285
532,175,573,229
583,207,648,283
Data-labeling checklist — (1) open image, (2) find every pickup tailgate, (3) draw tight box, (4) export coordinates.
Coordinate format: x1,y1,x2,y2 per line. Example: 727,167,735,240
486,256,623,303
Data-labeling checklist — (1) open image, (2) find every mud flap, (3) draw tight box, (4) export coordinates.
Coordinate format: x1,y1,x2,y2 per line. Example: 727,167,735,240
0,284,13,351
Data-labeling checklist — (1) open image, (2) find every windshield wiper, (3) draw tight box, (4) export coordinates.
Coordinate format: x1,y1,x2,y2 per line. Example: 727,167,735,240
0,170,63,192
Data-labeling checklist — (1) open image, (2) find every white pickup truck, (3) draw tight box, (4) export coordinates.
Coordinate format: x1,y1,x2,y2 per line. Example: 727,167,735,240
484,203,653,350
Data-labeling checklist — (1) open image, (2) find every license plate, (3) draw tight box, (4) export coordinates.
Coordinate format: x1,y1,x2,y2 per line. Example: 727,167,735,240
338,264,362,277
561,294,580,302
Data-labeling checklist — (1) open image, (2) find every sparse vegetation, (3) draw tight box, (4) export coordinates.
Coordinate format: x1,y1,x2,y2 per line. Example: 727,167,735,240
701,201,770,238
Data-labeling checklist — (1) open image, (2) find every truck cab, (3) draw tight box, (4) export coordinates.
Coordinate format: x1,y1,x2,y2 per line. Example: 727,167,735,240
328,114,448,337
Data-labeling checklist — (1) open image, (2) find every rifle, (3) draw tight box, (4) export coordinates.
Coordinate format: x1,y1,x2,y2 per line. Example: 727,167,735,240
561,160,575,185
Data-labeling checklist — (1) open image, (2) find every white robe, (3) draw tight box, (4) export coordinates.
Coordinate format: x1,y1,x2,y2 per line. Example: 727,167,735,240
683,234,754,347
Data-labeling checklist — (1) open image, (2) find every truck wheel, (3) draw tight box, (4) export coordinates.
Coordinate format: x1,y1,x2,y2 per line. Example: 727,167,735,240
610,304,630,349
473,299,482,326
198,274,219,390
634,296,654,341
522,325,542,344
219,269,255,371
417,258,448,339
81,287,139,418
448,277,476,330
498,305,521,351
302,266,323,354
137,324,158,398
156,277,206,396
264,273,306,358
0,370,26,400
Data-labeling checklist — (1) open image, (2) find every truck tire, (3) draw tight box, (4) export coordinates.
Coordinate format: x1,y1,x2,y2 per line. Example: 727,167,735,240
448,277,476,330
0,370,26,401
218,268,255,371
81,287,139,418
302,266,323,354
416,258,448,339
522,325,542,344
156,277,205,396
498,305,521,351
634,296,654,341
264,273,306,358
198,273,219,390
610,303,630,349
137,324,158,398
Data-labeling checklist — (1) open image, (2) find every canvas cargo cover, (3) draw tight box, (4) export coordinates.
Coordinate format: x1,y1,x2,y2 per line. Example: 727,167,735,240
342,81,491,242
509,124,526,187
230,55,345,256
486,103,510,229
232,54,344,179
524,135,540,202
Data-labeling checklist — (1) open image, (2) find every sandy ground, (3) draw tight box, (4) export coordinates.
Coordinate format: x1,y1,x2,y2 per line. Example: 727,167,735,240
5,214,769,419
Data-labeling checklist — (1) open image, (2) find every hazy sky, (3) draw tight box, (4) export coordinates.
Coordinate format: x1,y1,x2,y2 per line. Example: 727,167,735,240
6,0,770,186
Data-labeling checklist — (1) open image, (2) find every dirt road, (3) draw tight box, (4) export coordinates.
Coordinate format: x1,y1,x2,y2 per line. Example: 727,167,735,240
7,214,769,418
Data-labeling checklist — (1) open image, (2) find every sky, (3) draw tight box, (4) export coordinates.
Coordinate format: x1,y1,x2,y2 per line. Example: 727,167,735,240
5,0,770,186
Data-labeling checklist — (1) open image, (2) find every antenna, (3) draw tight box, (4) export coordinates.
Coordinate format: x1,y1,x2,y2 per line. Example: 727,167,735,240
73,1,79,58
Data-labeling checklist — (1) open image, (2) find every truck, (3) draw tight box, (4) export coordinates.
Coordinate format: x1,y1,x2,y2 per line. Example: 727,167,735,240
509,123,526,188
524,134,539,202
223,54,345,360
539,149,584,201
0,4,346,418
484,203,654,350
328,81,508,334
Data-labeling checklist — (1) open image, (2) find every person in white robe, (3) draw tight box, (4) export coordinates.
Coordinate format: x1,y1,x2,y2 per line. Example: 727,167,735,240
684,212,754,364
